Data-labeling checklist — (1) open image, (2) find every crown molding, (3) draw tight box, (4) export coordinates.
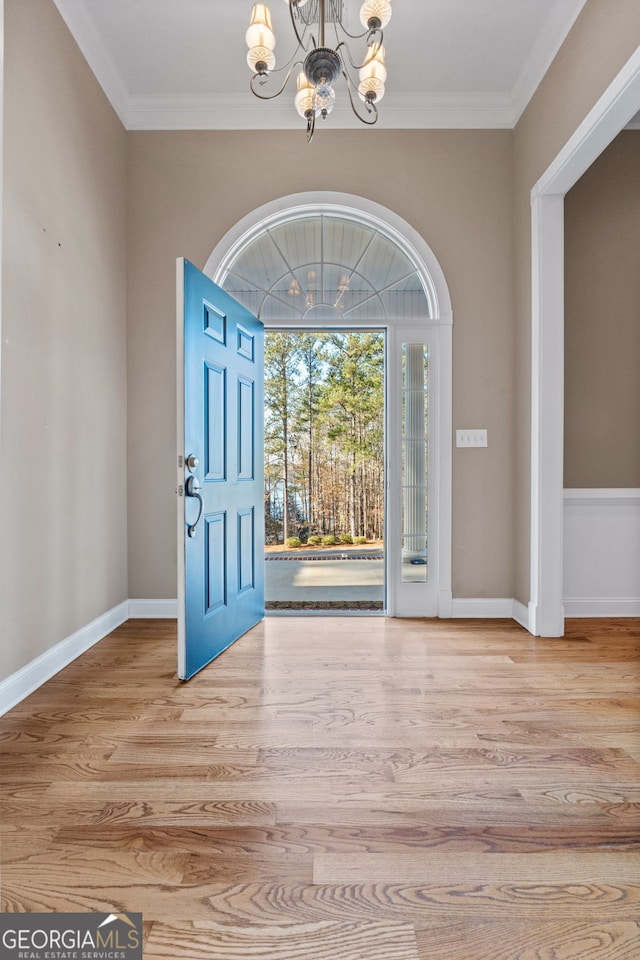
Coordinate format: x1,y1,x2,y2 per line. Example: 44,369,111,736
510,0,588,123
126,92,516,131
52,0,130,127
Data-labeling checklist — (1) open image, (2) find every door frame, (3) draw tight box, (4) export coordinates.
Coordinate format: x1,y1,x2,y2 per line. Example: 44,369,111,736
264,324,388,613
204,192,453,618
529,48,640,636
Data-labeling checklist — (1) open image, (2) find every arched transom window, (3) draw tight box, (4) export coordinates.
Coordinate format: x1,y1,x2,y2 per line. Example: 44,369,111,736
220,213,432,324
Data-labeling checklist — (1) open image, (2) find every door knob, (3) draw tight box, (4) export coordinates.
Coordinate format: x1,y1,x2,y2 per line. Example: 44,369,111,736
185,454,199,471
185,475,203,538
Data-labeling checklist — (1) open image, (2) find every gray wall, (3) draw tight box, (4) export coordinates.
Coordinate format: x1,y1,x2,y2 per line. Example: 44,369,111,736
564,130,640,487
126,129,516,601
0,0,128,680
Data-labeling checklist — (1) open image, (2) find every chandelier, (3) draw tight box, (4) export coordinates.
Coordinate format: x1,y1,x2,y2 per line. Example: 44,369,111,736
246,0,392,141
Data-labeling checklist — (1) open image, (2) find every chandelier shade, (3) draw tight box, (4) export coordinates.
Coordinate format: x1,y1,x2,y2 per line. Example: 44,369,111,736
360,0,392,29
246,0,392,141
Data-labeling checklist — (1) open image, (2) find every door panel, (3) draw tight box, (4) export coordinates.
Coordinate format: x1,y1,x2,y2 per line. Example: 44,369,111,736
177,259,264,680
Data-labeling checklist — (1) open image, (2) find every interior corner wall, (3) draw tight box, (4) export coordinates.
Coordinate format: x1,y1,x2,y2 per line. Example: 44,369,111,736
126,128,515,603
512,0,640,606
564,130,640,487
0,0,128,681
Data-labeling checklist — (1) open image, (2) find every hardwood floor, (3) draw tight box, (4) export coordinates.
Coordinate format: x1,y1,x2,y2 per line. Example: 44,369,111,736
1,616,639,959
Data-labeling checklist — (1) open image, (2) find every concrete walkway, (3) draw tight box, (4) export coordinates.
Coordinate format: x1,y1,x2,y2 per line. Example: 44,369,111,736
265,548,384,605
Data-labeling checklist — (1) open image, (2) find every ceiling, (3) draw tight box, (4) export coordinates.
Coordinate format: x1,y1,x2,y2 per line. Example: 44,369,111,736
52,0,590,131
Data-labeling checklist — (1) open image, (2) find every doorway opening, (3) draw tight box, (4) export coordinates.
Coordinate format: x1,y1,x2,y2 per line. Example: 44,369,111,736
263,328,385,612
204,192,453,618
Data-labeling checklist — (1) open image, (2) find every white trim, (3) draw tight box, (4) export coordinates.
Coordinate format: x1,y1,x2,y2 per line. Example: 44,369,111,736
0,601,129,717
141,595,541,623
126,91,515,132
129,598,179,619
203,192,453,620
512,600,531,632
52,0,129,127
532,48,640,199
438,590,453,619
530,193,565,638
530,46,640,638
451,598,516,619
510,0,589,123
563,598,640,617
564,488,640,508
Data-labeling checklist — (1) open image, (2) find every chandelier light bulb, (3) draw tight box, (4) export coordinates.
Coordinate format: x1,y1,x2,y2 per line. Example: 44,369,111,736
359,0,392,30
294,71,317,119
358,76,385,103
359,43,387,85
247,45,276,72
246,4,276,52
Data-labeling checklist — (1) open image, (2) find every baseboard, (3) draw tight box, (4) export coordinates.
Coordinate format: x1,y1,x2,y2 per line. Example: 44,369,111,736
451,598,515,618
128,598,178,618
563,598,640,617
512,600,531,631
438,590,453,618
0,600,129,718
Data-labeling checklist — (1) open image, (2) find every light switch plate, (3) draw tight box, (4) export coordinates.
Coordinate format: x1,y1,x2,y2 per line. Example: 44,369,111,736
456,429,488,448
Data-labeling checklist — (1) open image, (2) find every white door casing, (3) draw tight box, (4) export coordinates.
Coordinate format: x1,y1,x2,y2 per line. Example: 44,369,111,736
529,48,640,637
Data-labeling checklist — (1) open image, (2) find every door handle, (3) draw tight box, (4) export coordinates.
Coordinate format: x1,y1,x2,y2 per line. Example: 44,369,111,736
185,475,203,538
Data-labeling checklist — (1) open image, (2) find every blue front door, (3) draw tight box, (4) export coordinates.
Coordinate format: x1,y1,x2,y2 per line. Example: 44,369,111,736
177,259,264,680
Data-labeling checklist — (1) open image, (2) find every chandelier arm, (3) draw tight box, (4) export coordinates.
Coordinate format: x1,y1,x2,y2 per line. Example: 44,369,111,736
270,43,307,75
306,110,316,143
335,37,383,73
250,63,301,101
343,70,379,126
329,2,373,43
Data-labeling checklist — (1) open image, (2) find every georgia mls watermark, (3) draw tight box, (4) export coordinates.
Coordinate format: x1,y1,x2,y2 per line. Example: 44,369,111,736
0,913,143,960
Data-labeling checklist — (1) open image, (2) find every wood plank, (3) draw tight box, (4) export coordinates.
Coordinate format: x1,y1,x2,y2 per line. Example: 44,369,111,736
313,851,640,885
0,799,277,828
415,919,640,959
199,882,640,924
144,919,420,960
50,822,640,855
